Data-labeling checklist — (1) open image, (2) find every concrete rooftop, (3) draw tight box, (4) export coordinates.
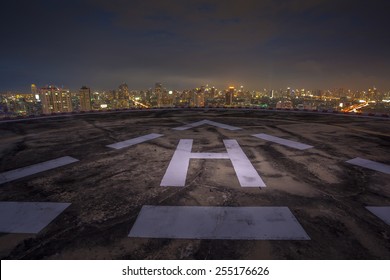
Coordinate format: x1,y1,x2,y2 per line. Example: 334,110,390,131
0,109,389,259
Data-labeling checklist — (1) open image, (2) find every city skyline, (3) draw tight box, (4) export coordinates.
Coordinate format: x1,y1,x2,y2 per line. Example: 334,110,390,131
2,81,389,119
1,1,390,92
2,82,390,94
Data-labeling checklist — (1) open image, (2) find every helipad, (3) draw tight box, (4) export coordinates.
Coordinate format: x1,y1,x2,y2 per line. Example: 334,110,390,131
0,109,389,259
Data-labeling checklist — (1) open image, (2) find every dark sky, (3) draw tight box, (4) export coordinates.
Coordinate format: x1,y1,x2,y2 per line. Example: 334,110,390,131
1,0,389,92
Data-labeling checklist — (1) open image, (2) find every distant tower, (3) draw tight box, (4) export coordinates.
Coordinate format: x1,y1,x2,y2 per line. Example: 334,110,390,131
225,86,234,106
31,84,37,95
40,85,72,114
237,85,244,98
210,87,216,99
79,86,92,111
118,83,129,99
116,83,130,109
155,82,163,107
373,86,378,100
287,87,291,98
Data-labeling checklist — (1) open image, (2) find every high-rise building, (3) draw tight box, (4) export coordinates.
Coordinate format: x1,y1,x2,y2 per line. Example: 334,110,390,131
31,83,40,101
40,85,72,114
118,83,129,99
31,84,37,95
287,87,291,98
193,88,205,107
204,87,213,106
155,82,163,107
225,86,234,106
116,83,130,109
79,86,92,111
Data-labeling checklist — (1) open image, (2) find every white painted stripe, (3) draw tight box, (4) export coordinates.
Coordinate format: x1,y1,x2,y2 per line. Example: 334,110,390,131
0,202,71,233
346,157,390,174
0,156,79,185
172,120,208,131
366,206,390,225
129,206,310,240
252,133,313,150
224,139,266,187
160,139,192,187
173,119,241,131
190,153,230,159
204,120,241,131
106,133,163,149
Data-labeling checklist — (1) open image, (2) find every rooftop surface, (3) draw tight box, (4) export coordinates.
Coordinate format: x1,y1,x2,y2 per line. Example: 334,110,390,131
0,109,389,259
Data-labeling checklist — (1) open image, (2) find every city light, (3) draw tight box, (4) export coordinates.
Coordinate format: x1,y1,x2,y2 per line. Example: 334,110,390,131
0,83,389,118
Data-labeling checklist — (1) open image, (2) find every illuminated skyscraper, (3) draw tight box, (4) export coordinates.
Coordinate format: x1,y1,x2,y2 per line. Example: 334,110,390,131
31,84,37,94
161,89,173,107
287,87,291,98
40,85,72,114
31,83,40,101
118,83,129,99
79,86,92,111
193,87,205,107
225,86,234,106
116,83,130,109
155,82,163,107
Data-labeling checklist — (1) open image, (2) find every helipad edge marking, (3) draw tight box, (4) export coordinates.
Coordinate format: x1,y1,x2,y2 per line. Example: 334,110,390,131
173,119,241,131
128,205,310,240
366,207,390,225
252,133,313,150
106,133,163,149
172,120,207,130
205,120,242,131
0,202,71,233
346,157,390,174
0,156,79,185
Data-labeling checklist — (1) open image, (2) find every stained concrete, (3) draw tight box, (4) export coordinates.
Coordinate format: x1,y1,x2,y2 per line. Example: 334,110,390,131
0,109,389,259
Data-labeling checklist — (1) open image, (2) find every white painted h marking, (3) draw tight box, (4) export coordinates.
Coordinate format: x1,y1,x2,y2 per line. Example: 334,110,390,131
160,139,266,187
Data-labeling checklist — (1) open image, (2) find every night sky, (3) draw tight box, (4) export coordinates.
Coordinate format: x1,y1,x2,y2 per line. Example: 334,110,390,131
1,0,389,92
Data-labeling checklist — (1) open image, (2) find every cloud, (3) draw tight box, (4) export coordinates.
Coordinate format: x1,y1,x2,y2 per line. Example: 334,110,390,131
294,60,324,74
0,0,389,91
